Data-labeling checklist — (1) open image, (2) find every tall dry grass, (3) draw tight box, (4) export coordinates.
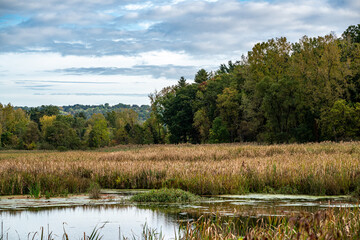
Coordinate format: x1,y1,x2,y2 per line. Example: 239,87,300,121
181,207,360,240
0,142,360,196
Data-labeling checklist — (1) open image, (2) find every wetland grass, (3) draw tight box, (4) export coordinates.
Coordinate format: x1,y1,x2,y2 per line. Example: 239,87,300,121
0,224,105,240
28,182,41,199
1,142,360,196
181,207,360,239
88,182,101,199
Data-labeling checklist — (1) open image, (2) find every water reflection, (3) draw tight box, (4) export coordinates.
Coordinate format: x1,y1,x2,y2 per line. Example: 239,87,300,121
0,205,179,240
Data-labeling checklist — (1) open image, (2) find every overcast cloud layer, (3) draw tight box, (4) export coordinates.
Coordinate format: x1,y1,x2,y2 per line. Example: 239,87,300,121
0,0,359,106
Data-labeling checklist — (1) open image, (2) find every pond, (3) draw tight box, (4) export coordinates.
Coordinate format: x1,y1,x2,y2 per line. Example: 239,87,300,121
0,191,356,240
0,205,178,240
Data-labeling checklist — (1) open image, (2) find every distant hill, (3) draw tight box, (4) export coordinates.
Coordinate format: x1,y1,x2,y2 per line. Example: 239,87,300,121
60,103,151,122
19,103,151,122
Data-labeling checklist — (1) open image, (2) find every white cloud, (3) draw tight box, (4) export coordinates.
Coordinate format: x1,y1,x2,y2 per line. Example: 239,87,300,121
0,0,359,106
123,2,153,11
0,50,221,106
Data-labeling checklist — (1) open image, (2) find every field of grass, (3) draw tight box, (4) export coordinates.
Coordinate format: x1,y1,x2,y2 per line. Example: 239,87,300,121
1,142,360,196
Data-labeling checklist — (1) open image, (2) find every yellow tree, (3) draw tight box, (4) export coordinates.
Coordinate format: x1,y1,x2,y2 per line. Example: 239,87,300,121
0,104,29,147
39,115,56,137
87,113,110,148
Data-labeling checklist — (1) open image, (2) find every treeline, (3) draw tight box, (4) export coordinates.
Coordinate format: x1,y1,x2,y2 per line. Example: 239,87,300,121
1,24,359,150
19,103,151,122
0,104,161,150
151,24,360,143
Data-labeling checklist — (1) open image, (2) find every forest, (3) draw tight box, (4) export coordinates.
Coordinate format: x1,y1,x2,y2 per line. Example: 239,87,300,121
0,24,359,150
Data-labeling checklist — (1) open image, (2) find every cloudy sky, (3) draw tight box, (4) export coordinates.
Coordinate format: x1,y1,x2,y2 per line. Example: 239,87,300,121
0,0,359,107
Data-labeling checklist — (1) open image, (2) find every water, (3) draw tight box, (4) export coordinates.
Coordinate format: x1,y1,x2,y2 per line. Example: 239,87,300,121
0,192,356,239
0,205,179,240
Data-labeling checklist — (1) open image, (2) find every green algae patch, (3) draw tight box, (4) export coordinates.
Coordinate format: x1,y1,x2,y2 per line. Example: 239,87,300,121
130,188,200,203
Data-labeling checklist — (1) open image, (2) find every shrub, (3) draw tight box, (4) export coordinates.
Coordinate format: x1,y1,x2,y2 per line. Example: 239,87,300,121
88,182,101,199
28,182,41,199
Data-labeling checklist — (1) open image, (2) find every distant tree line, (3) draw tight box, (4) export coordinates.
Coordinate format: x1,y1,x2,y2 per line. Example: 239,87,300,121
0,104,160,150
0,24,359,150
19,103,151,122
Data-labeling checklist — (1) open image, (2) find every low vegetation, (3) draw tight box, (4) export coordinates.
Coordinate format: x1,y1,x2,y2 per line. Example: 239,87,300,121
0,223,105,240
88,182,101,199
28,182,41,199
0,142,360,197
181,207,360,240
131,188,200,203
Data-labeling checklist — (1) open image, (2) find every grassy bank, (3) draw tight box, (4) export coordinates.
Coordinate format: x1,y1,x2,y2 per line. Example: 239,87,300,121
1,142,360,196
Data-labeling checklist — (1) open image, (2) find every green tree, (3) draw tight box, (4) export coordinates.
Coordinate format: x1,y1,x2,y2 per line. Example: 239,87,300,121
112,109,141,144
178,76,187,88
28,105,60,125
342,24,360,43
88,114,110,148
193,108,211,143
321,100,360,141
242,37,292,141
194,65,236,125
340,25,360,103
0,104,29,147
105,111,117,128
128,124,144,144
162,82,199,143
217,87,241,141
45,119,80,150
194,69,208,84
114,127,129,144
291,34,347,141
142,125,154,144
72,114,87,141
209,117,230,143
22,121,41,149
261,77,299,142
143,114,165,144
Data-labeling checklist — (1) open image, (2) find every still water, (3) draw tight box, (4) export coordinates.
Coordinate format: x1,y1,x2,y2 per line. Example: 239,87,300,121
0,192,356,240
0,205,178,240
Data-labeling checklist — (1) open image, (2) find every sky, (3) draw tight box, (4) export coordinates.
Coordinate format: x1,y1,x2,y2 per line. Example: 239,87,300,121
0,0,359,107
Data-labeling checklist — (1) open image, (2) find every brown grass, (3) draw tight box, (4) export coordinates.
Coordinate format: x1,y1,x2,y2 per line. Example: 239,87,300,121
0,142,360,196
181,207,360,240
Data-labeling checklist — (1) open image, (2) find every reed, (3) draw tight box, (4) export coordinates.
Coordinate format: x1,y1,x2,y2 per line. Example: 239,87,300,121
28,182,41,198
180,207,360,240
1,142,360,196
0,224,105,240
